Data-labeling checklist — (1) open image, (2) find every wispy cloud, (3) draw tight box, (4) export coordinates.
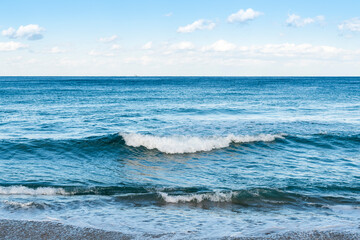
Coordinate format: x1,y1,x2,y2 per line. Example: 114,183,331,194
177,19,215,33
238,43,344,58
165,12,173,17
286,14,324,27
227,8,262,23
338,18,360,32
99,35,118,43
124,56,153,65
162,41,195,55
49,46,65,54
2,24,45,40
202,40,236,52
0,41,27,51
169,41,195,50
142,41,153,50
111,44,121,50
88,50,115,57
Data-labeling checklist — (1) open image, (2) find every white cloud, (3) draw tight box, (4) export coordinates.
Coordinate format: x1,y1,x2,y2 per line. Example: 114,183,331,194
165,12,173,17
124,56,153,65
2,24,45,40
199,42,349,60
338,18,360,32
286,14,324,27
27,58,38,64
0,41,27,51
177,19,215,33
99,35,118,43
111,44,121,50
58,58,88,67
142,41,153,50
202,40,236,52
238,43,345,59
88,50,115,57
169,41,195,50
2,28,15,37
49,46,65,54
227,8,262,23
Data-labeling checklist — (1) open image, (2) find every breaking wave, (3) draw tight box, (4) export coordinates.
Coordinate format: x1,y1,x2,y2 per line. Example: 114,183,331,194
0,186,66,196
121,133,285,154
0,185,358,209
5,132,359,155
159,191,235,203
3,201,49,210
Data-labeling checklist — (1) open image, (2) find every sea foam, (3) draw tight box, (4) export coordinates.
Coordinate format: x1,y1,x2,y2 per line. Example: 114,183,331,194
159,191,235,203
3,201,48,209
121,133,285,154
0,186,66,195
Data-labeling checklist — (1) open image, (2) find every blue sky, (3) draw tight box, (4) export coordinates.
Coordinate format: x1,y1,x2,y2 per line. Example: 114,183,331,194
1,0,360,76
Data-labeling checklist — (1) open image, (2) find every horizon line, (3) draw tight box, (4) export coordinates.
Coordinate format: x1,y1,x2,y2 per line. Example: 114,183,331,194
1,75,360,78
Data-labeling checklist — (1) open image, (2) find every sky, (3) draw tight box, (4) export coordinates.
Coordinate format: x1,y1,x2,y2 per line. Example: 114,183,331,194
1,0,360,76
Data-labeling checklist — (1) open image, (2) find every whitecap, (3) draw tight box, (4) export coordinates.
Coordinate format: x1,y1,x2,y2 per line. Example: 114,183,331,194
121,133,285,154
3,201,48,209
159,191,234,203
0,186,66,195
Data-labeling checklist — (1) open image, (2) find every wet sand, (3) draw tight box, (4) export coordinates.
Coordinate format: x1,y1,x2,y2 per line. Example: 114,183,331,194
0,219,359,240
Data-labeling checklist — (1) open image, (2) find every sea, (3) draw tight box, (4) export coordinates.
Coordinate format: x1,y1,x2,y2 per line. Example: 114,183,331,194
0,76,359,239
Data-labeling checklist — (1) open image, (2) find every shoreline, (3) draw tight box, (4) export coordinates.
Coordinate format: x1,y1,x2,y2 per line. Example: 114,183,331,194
1,219,359,240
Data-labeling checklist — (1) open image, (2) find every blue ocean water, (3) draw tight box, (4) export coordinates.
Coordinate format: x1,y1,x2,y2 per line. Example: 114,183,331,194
0,77,359,238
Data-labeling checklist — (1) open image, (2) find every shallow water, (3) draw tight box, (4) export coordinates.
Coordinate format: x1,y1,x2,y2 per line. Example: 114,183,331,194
0,77,359,238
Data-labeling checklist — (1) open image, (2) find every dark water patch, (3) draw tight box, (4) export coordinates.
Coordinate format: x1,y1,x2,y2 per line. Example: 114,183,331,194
285,133,360,151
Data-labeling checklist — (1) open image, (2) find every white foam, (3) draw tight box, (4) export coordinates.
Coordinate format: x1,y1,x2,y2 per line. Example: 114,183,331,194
0,186,66,195
3,201,47,209
159,192,234,203
121,133,285,154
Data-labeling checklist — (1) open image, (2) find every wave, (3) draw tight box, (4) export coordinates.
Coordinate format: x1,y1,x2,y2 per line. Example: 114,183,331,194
2,132,358,155
159,191,234,203
120,133,285,154
0,186,66,196
1,132,285,155
3,201,49,210
0,185,358,208
158,189,360,207
0,185,152,196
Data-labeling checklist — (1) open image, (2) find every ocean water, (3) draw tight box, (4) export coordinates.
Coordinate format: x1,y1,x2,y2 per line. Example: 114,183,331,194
0,76,359,238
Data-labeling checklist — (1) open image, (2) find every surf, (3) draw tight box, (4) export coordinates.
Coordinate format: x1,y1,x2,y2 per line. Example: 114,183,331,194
120,133,285,154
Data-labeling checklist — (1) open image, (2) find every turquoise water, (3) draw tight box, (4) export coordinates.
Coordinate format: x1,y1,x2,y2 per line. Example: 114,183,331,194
0,77,359,238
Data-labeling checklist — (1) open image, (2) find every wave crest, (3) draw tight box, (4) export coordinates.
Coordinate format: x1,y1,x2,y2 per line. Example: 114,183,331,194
159,192,235,203
3,201,49,210
0,186,66,196
121,133,285,154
